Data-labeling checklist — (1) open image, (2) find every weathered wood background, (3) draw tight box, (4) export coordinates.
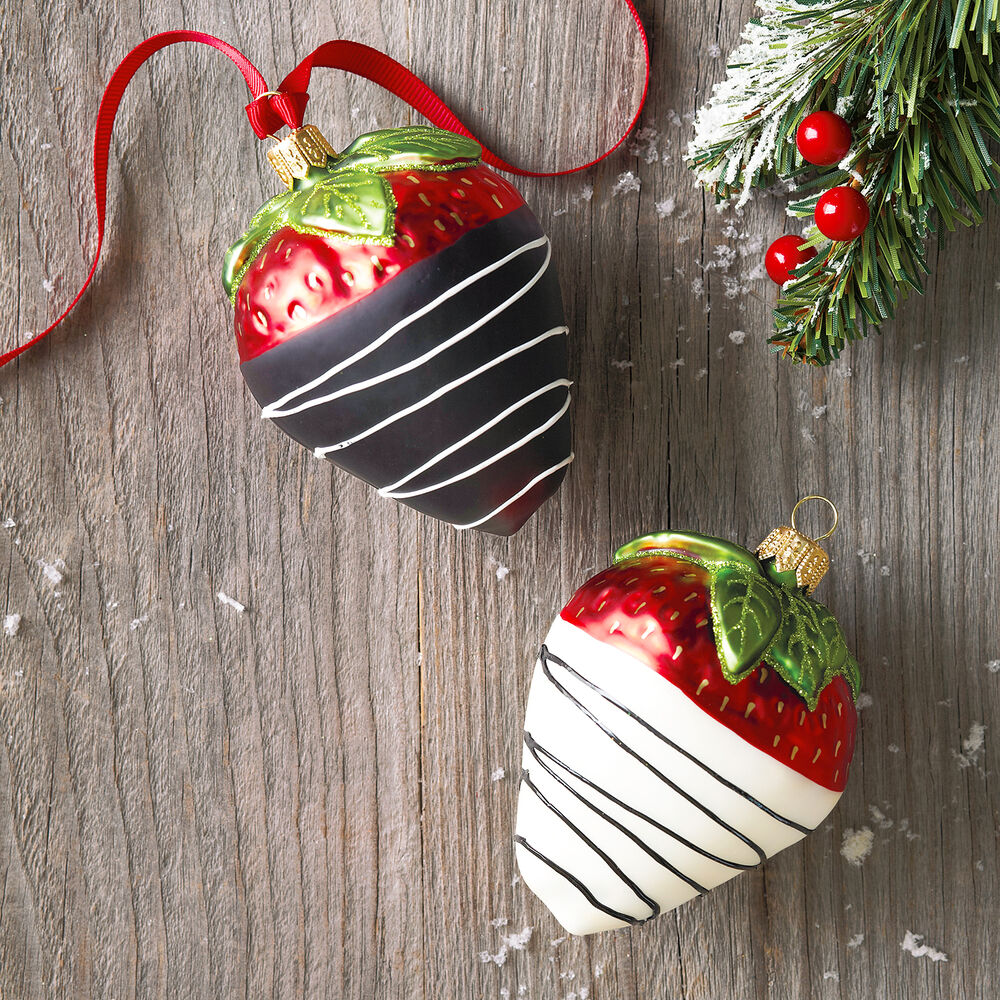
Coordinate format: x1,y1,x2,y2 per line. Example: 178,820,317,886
1,1,997,997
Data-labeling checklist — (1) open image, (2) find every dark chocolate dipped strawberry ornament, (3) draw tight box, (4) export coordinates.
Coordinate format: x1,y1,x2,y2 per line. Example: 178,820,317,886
2,24,651,529
223,123,571,535
515,498,861,935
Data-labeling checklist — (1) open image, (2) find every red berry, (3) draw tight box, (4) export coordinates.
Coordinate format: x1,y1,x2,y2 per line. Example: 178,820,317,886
814,186,870,242
765,234,817,284
796,111,853,166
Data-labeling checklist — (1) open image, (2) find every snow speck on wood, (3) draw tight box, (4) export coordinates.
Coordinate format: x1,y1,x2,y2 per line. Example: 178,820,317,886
217,592,247,615
612,171,641,195
840,827,874,867
655,196,676,218
953,722,986,767
478,926,533,966
39,559,65,586
901,931,949,963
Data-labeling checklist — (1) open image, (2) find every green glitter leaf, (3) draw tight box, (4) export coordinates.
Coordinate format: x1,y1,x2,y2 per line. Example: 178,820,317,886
710,567,782,682
614,531,761,573
337,126,482,173
764,587,857,711
297,171,393,240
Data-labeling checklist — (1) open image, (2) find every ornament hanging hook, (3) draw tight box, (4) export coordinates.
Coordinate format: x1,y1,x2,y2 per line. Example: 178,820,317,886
790,495,839,542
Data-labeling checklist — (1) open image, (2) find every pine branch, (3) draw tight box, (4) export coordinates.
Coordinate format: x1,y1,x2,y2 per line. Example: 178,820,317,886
688,0,1000,364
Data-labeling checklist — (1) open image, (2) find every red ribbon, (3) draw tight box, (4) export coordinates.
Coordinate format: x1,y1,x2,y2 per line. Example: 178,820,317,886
1,5,649,369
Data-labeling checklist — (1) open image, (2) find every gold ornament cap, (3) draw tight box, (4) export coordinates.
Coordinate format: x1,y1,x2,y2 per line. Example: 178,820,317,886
267,125,336,188
756,496,838,594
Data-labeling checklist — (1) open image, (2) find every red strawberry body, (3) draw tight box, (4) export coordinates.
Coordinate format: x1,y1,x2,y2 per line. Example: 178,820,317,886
562,554,856,790
233,166,526,361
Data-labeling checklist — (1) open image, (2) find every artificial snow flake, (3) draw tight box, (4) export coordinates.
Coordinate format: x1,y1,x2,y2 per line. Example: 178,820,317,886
496,565,510,582
840,827,874,867
3,614,22,637
629,126,661,164
491,767,506,782
655,196,676,218
479,926,533,966
39,559,65,586
901,932,948,963
869,805,892,830
612,171,641,195
217,591,246,615
953,722,986,767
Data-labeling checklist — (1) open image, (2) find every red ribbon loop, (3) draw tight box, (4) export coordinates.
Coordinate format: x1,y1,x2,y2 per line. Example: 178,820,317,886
0,30,269,369
0,3,649,370
275,9,649,178
245,91,310,138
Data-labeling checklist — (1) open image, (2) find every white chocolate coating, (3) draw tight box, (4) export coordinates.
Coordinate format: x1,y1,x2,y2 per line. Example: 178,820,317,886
515,617,843,935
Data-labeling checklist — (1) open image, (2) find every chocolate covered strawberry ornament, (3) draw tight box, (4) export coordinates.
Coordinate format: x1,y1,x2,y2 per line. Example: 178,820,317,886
515,498,861,934
224,124,571,535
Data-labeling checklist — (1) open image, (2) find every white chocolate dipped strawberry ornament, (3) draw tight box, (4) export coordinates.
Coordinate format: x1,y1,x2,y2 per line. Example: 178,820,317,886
515,498,860,935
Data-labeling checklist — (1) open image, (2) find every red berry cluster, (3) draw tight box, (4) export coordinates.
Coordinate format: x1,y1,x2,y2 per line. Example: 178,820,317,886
765,111,870,285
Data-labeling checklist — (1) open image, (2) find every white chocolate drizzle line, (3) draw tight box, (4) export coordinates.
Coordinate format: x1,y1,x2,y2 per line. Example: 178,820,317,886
314,327,569,455
378,379,572,495
452,453,574,531
381,387,572,499
261,236,551,419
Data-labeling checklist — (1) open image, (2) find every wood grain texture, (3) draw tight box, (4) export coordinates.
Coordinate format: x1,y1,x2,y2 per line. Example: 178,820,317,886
1,1,997,997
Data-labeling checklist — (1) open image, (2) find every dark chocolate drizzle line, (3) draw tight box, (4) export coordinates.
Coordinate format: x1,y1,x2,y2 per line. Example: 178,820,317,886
543,646,813,836
513,835,641,927
519,768,659,922
538,648,768,866
524,732,739,878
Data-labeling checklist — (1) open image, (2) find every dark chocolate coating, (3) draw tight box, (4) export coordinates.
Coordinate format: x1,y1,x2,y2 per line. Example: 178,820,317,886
239,206,571,535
